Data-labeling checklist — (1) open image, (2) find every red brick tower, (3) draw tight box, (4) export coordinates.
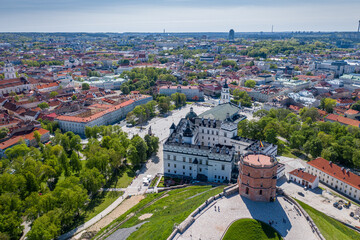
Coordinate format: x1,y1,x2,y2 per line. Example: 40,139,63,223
238,154,278,202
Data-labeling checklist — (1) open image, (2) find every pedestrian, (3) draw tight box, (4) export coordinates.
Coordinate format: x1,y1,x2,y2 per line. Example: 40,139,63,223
214,206,216,211
218,206,220,212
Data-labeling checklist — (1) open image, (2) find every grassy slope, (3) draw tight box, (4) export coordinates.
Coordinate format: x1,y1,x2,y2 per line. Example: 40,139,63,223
121,185,224,240
84,191,123,222
223,218,282,240
296,200,360,240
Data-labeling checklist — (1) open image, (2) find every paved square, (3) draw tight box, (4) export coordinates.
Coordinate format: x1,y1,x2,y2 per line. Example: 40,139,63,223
175,194,318,240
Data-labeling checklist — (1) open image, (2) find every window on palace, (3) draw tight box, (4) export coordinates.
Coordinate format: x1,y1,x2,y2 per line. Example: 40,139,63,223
259,190,262,195
173,156,176,161
183,165,185,169
168,163,170,167
183,157,186,162
222,165,225,170
174,164,176,168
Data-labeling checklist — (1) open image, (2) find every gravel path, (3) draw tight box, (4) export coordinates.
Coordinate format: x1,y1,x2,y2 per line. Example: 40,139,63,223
73,195,144,239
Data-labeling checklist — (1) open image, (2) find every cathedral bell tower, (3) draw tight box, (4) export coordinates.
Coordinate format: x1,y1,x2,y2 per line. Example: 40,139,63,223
220,80,230,104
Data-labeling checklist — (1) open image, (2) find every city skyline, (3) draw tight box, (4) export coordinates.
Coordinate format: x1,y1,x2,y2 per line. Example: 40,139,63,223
0,0,359,32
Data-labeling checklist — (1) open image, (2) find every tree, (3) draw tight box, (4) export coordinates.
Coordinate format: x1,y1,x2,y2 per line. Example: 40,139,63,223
232,89,252,107
133,105,147,124
69,151,82,173
82,83,90,90
320,98,336,113
121,85,130,95
265,128,278,145
171,92,186,108
244,80,256,88
304,138,323,158
34,130,41,145
38,102,49,109
80,168,105,195
299,107,319,122
289,132,305,149
69,136,81,153
0,128,9,139
351,100,360,111
27,210,61,240
72,95,77,101
127,144,139,166
221,60,237,68
58,151,70,176
131,135,148,164
49,91,58,98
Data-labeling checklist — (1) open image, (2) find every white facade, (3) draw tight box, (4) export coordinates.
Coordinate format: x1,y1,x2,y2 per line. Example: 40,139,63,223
306,163,360,201
220,82,230,104
57,96,152,136
289,170,319,189
163,115,278,183
3,61,16,79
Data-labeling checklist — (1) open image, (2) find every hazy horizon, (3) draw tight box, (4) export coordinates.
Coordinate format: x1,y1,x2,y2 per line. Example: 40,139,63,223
0,0,359,32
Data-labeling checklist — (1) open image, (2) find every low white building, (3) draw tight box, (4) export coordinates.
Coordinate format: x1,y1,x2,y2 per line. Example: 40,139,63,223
159,85,204,101
306,157,360,202
289,169,319,189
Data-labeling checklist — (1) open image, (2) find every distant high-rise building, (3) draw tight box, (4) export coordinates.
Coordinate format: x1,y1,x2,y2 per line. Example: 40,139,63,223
229,29,235,41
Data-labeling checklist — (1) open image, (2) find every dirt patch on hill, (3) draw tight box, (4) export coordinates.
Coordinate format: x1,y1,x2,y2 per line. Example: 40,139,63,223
138,213,153,220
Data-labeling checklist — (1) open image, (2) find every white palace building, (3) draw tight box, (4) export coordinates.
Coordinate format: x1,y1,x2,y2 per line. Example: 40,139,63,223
163,81,277,183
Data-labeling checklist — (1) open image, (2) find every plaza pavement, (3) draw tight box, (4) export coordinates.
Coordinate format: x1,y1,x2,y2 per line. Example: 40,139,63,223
175,194,319,240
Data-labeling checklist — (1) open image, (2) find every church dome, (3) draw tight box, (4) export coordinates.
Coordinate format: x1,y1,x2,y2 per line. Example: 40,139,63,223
185,107,197,120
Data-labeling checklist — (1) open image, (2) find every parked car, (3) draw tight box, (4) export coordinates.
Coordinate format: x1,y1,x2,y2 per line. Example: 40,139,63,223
350,212,355,217
333,202,339,207
298,192,305,197
338,205,343,210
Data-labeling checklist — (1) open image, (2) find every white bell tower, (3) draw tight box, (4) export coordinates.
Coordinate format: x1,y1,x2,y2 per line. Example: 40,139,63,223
220,80,230,104
4,60,16,79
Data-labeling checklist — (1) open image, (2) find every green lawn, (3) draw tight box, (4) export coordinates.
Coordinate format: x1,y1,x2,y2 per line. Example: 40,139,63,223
84,191,123,222
223,218,282,240
296,200,360,240
111,185,224,240
149,175,159,188
109,168,135,188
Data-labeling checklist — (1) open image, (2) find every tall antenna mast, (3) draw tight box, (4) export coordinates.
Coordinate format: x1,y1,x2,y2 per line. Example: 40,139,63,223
271,25,274,33
358,20,360,32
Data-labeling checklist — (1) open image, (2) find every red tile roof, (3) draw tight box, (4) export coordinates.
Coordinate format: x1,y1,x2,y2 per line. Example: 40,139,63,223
36,82,59,90
345,109,359,115
308,157,360,190
56,99,135,123
289,169,317,183
0,136,23,150
325,114,360,127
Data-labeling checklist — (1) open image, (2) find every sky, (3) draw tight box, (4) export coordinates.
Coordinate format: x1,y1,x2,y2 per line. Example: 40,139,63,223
0,0,359,32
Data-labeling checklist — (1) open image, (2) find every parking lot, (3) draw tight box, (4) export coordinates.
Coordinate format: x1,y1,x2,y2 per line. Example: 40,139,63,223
278,174,360,227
